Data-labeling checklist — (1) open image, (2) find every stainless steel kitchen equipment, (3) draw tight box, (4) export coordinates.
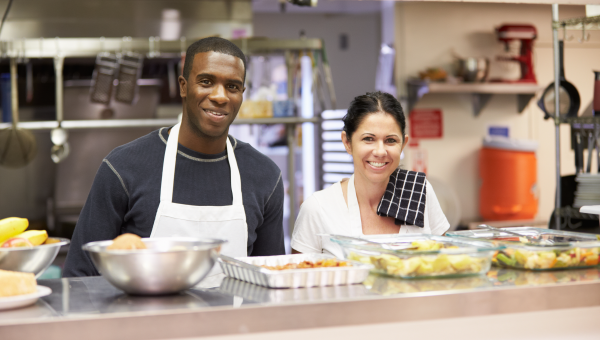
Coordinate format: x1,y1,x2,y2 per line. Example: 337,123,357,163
219,254,372,288
455,57,490,83
0,58,37,168
90,52,119,105
50,55,69,163
0,238,70,277
115,53,144,104
82,237,226,295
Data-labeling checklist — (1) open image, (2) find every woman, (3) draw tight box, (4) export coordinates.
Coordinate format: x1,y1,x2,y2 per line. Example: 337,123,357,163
291,91,449,256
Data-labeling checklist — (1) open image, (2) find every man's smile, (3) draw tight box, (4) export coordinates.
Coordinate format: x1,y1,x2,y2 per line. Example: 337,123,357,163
202,108,229,121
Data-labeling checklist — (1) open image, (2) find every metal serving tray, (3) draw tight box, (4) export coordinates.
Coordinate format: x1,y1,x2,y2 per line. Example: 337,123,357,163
218,254,373,288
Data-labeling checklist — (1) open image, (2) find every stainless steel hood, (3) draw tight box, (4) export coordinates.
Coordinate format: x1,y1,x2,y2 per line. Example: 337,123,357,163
0,0,252,39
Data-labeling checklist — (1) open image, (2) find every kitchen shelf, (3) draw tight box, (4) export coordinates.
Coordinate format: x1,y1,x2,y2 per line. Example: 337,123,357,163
0,37,323,59
554,14,600,31
407,80,544,116
0,117,320,130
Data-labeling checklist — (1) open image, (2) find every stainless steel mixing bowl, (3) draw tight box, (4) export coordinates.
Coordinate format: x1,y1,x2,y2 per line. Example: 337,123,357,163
82,237,226,295
455,57,490,83
0,238,70,277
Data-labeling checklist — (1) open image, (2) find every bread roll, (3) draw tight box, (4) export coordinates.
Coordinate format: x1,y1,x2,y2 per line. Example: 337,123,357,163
0,269,37,297
107,233,147,250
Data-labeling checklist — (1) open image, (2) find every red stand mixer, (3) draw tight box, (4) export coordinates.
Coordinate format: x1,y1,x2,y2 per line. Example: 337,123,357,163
495,24,537,83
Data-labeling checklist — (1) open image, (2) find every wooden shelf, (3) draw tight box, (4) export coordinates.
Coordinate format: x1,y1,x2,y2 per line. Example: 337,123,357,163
407,81,544,116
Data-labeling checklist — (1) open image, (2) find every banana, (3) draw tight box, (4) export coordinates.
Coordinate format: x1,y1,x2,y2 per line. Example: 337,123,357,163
12,230,48,246
0,218,29,244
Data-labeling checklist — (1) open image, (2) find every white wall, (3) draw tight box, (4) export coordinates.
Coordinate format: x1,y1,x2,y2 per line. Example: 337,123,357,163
253,13,381,108
394,3,600,224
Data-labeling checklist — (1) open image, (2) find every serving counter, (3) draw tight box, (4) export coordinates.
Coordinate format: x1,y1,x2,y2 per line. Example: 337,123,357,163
1,268,600,340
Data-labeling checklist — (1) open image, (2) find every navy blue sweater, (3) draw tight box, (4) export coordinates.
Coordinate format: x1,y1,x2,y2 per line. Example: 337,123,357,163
63,127,285,277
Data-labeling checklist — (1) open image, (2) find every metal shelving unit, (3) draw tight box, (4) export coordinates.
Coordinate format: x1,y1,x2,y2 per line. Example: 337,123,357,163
550,11,600,229
0,37,332,234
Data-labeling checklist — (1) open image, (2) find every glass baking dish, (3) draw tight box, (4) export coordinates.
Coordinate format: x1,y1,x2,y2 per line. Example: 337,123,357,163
329,234,499,279
447,227,600,271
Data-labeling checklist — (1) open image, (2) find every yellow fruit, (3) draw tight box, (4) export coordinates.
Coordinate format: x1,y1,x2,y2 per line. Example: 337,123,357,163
514,250,528,265
12,230,48,246
432,254,451,273
449,255,473,271
0,217,29,244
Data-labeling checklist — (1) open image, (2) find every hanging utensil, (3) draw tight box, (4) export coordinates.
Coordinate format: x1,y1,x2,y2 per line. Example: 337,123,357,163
0,57,37,168
115,52,143,105
90,53,118,105
573,128,584,173
50,54,69,163
320,40,336,110
538,40,580,119
586,131,594,173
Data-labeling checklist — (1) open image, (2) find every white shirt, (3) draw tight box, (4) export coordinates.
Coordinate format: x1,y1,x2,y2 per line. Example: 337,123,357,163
291,176,450,258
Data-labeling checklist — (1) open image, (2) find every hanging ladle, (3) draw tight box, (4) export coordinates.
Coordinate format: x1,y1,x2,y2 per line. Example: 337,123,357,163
51,52,69,163
0,57,38,168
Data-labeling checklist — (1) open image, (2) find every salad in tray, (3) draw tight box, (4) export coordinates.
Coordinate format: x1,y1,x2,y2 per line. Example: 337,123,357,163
447,228,600,271
330,235,499,279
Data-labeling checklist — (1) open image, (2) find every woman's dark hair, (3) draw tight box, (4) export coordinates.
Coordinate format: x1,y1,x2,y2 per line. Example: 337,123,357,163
342,91,406,141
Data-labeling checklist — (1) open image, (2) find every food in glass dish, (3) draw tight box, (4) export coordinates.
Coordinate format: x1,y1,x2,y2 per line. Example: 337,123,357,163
260,258,350,270
493,246,600,270
346,240,487,278
106,233,147,250
349,252,486,278
0,269,36,297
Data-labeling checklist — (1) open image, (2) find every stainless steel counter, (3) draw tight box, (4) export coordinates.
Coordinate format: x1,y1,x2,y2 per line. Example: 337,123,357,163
1,268,600,340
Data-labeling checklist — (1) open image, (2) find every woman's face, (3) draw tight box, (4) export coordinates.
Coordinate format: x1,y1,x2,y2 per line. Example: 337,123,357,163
342,111,408,184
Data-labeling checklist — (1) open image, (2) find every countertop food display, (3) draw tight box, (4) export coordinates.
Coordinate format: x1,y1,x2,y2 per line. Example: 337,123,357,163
448,227,600,271
0,217,49,248
219,254,372,288
260,258,350,270
0,269,52,311
0,217,70,277
83,237,226,295
330,234,499,279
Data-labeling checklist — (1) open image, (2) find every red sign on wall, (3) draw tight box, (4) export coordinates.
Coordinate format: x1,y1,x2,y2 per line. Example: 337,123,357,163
409,109,443,139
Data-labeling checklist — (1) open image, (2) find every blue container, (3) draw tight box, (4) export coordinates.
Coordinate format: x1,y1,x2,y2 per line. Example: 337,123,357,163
1,73,11,123
273,100,294,117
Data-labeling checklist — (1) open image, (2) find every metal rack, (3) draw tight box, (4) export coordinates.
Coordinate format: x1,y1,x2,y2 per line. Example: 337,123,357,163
550,11,600,230
0,37,333,234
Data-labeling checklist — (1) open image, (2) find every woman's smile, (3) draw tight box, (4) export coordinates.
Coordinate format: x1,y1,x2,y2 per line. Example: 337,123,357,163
366,161,389,169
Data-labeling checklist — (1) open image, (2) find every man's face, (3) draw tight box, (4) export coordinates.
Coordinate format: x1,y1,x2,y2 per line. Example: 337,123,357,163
179,51,245,139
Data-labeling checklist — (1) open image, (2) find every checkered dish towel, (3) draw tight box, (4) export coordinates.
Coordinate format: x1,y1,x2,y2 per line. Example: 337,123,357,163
376,169,427,228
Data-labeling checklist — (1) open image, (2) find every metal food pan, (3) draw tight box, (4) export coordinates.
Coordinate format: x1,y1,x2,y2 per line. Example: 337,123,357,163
218,254,373,288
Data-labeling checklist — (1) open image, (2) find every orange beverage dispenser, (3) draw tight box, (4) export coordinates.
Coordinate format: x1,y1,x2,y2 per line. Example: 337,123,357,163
479,137,539,221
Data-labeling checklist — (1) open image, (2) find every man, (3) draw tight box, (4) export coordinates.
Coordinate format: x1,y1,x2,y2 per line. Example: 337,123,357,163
63,37,285,277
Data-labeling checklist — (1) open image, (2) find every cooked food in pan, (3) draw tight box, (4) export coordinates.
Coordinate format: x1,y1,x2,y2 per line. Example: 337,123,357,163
260,258,350,270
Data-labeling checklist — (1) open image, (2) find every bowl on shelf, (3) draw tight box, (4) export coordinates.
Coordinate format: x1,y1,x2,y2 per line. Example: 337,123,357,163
455,57,490,83
0,238,70,278
82,237,226,295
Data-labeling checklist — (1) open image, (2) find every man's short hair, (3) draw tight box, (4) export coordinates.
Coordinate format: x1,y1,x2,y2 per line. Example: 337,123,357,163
182,37,247,81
